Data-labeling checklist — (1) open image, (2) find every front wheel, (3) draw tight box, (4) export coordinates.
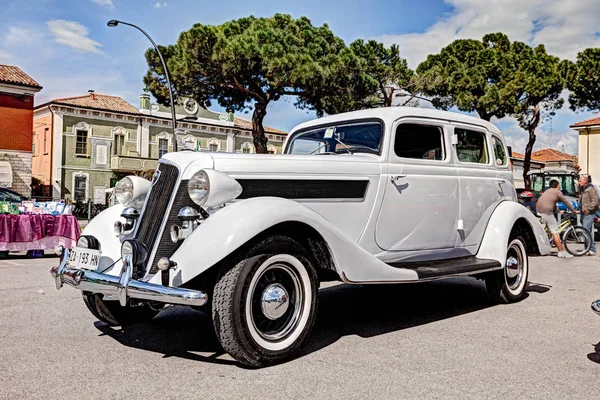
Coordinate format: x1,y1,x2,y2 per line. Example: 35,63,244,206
212,235,318,367
485,235,529,304
562,226,592,256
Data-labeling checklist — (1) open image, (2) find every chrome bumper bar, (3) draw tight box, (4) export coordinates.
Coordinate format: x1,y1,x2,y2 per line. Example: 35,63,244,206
50,248,207,307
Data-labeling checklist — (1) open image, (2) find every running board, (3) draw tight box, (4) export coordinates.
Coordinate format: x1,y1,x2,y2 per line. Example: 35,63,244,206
388,256,502,280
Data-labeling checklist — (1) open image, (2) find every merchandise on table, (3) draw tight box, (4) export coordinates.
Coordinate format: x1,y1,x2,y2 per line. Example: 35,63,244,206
0,200,73,215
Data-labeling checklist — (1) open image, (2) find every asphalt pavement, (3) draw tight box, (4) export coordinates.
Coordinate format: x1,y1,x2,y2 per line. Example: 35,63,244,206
1,253,600,399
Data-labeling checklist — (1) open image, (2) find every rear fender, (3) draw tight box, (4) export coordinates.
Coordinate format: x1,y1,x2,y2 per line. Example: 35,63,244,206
477,201,551,265
165,197,418,286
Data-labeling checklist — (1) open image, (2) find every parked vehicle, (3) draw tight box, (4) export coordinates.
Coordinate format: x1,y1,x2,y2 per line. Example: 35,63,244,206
51,107,551,367
0,187,28,202
528,168,580,211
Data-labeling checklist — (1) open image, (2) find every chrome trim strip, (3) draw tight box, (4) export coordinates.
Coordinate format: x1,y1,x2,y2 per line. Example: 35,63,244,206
340,265,503,284
50,248,207,307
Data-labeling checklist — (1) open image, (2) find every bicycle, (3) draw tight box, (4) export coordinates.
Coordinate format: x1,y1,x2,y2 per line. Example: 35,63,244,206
541,210,592,256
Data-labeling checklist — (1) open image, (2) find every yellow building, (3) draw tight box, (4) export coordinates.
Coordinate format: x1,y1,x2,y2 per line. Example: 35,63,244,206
572,116,600,180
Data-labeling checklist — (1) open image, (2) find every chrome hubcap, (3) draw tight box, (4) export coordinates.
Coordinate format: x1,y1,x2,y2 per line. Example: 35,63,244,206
261,283,289,320
506,256,520,279
249,263,303,341
505,243,524,291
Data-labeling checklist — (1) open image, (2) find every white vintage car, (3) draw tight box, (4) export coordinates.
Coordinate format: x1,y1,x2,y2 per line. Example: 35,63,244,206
51,107,550,367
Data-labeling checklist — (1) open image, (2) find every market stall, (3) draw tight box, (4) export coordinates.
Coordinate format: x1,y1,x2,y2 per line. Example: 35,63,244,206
0,201,81,256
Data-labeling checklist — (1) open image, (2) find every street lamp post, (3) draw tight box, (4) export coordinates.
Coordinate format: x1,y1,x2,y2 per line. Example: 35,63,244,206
107,20,179,151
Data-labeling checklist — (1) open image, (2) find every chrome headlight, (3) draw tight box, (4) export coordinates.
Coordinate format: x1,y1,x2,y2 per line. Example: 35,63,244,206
114,176,151,208
77,235,100,250
188,170,210,206
187,169,242,208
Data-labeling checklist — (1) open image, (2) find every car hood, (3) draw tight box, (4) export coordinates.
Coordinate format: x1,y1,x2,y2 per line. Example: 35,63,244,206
161,151,382,179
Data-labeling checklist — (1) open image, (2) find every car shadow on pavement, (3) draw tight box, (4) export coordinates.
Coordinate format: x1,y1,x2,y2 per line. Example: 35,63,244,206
587,342,600,364
94,277,549,368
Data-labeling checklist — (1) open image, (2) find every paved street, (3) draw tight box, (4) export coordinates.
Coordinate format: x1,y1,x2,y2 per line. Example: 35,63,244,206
1,253,600,399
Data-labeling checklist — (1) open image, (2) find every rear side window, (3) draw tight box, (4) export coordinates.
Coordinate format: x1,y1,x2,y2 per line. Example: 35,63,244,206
456,128,489,164
395,124,445,161
492,136,507,166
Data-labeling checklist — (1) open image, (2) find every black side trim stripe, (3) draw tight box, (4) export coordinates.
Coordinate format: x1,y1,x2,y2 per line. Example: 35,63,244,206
236,179,369,200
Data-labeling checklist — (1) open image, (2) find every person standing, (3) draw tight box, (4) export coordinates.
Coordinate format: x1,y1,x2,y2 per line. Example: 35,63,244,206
579,175,599,255
537,179,578,258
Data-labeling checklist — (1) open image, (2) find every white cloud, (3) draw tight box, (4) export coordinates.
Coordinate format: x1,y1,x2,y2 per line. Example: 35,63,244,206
47,20,103,54
378,0,600,69
91,0,114,9
153,2,167,8
3,27,40,47
500,117,579,155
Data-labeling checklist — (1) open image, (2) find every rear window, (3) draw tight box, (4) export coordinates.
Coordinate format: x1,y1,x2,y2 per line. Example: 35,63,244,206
492,136,507,166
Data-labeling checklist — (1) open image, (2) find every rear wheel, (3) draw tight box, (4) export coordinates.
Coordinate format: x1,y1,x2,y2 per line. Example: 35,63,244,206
485,235,529,304
82,292,160,326
212,235,318,367
562,226,592,256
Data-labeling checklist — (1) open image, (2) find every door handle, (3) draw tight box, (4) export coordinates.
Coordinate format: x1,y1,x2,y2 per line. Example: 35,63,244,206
390,175,407,183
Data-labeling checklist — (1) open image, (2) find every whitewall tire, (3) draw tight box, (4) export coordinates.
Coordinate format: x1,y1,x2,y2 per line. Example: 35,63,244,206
485,235,529,303
212,235,318,367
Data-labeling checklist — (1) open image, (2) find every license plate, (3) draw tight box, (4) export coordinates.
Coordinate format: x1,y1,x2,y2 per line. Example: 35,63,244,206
68,247,101,270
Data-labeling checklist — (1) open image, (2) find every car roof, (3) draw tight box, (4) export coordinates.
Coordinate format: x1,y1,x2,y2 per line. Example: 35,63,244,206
290,107,503,137
0,187,24,197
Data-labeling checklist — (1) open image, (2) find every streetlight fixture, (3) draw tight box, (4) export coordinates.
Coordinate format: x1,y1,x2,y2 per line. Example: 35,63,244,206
107,19,180,151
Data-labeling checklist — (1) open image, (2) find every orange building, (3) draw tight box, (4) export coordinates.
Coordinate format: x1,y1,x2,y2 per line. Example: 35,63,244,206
0,65,42,196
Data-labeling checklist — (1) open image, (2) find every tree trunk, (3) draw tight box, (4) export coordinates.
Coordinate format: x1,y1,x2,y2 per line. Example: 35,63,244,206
476,108,492,121
252,101,269,154
522,104,541,189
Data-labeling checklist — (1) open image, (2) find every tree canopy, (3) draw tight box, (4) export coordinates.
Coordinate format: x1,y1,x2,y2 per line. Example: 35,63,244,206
144,14,367,153
416,33,520,121
564,48,600,112
348,40,413,107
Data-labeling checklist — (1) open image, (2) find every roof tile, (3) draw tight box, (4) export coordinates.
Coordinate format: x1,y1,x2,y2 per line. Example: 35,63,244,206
233,117,287,135
571,116,600,128
512,148,577,162
48,93,140,114
0,64,41,88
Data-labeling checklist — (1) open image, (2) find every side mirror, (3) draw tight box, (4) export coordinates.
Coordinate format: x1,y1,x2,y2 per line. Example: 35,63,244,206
507,146,512,158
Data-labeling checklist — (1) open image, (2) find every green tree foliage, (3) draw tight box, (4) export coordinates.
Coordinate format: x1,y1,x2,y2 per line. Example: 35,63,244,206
416,33,518,121
510,44,564,187
144,14,366,153
563,48,600,112
348,40,413,107
416,33,565,187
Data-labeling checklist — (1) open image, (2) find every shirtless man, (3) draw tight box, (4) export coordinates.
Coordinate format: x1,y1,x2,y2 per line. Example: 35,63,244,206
537,179,578,258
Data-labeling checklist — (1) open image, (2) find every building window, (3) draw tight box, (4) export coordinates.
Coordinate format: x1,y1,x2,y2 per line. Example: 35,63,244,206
114,134,125,156
159,139,168,158
242,147,250,154
209,144,218,152
74,175,87,201
267,144,277,154
32,142,36,156
75,130,88,155
44,130,48,153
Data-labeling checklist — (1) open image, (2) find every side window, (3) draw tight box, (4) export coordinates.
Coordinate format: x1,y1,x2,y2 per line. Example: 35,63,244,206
492,136,507,166
455,128,489,164
394,124,445,161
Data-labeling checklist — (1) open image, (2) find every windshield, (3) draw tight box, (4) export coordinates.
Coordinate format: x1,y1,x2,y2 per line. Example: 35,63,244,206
531,173,579,197
287,121,383,155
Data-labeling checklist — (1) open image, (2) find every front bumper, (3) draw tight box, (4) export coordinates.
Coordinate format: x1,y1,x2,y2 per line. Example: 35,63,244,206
50,248,207,307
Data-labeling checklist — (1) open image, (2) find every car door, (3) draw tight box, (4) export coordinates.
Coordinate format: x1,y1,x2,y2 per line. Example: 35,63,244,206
491,134,516,200
375,119,460,251
453,124,504,249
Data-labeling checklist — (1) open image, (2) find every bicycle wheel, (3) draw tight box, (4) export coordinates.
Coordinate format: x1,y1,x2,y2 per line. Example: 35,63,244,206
562,226,592,256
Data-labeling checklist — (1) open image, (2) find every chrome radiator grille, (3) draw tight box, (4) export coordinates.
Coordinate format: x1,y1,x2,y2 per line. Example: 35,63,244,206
134,162,179,278
147,181,196,274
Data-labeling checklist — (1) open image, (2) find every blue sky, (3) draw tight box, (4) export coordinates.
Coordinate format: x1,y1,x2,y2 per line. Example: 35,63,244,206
1,0,599,154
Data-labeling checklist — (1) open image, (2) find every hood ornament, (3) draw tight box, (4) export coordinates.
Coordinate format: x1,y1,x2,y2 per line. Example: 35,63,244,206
151,169,161,186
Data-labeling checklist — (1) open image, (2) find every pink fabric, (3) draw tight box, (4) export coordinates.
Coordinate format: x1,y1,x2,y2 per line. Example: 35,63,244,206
0,215,81,251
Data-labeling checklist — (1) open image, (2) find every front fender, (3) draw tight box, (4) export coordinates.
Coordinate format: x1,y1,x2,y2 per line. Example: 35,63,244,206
477,201,551,265
81,204,124,274
168,197,418,286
